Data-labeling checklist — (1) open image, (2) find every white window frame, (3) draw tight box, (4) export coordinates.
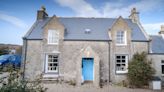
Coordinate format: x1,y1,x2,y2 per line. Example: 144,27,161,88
116,31,127,46
115,55,128,74
45,54,59,73
47,30,59,44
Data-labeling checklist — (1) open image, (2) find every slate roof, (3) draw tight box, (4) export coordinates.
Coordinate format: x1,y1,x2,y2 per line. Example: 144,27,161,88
150,35,164,54
24,17,51,39
24,17,148,41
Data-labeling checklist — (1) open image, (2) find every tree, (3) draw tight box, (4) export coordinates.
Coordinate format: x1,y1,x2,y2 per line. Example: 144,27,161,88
127,52,155,88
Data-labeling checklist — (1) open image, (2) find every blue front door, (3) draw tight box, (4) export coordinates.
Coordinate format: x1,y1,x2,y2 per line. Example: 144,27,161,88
82,58,94,81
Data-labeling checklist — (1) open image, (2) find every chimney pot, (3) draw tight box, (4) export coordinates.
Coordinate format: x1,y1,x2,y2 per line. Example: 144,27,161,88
37,6,48,20
129,7,139,23
131,8,136,13
159,25,164,34
161,25,164,31
41,6,46,11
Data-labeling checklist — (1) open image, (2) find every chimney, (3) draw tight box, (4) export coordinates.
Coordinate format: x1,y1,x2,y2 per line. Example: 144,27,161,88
129,8,139,23
159,25,164,34
37,6,48,20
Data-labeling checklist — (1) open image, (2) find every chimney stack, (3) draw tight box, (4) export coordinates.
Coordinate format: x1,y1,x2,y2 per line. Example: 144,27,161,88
37,6,48,20
159,25,164,34
129,8,139,23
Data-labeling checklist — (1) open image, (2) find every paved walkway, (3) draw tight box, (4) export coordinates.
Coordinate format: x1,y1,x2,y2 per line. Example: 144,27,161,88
43,83,162,92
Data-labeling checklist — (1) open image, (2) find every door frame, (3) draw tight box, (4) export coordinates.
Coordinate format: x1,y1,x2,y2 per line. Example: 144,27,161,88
82,58,94,81
75,46,100,87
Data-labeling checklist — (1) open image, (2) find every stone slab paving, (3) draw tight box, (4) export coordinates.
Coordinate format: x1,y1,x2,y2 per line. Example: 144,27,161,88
43,83,162,92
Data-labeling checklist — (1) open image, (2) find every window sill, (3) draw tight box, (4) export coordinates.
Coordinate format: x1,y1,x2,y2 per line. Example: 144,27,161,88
43,73,59,78
47,43,58,45
116,44,127,46
116,71,128,74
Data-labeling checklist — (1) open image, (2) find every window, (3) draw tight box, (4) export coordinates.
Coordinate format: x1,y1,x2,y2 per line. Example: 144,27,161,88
85,29,91,34
116,31,126,45
161,60,164,74
45,55,58,73
116,55,128,73
48,30,59,44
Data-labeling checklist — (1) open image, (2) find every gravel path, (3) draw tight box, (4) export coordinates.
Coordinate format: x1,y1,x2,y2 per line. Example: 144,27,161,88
43,83,162,92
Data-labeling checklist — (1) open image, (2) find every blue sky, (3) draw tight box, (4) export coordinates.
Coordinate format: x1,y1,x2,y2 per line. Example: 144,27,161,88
0,0,164,45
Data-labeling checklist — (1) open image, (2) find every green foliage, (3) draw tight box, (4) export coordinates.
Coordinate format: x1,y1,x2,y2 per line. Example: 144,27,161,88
127,52,155,88
0,67,47,92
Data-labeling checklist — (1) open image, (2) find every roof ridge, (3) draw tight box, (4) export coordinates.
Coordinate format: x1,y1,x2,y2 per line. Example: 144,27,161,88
58,17,118,19
58,16,130,19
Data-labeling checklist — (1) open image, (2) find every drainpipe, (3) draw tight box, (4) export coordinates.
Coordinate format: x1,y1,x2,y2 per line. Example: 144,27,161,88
108,42,111,82
148,38,152,54
22,38,27,80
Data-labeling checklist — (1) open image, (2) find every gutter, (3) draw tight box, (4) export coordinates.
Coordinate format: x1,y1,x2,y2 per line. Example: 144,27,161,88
148,53,164,55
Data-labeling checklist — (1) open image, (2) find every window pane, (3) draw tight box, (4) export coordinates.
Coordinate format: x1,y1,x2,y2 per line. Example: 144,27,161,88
48,55,52,58
54,63,58,66
49,63,52,66
162,65,164,74
116,64,120,66
116,56,120,59
53,67,57,70
53,59,57,62
48,30,59,44
117,60,121,63
121,67,125,71
162,60,164,63
53,55,58,58
122,60,125,63
122,64,125,66
47,55,58,72
116,55,128,72
122,56,125,59
116,31,125,44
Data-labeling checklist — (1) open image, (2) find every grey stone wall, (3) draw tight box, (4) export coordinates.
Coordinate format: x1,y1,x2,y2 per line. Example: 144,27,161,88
109,17,132,83
24,40,110,85
109,17,149,83
60,41,109,84
148,54,164,80
131,42,149,54
24,40,43,80
109,41,148,83
23,16,152,85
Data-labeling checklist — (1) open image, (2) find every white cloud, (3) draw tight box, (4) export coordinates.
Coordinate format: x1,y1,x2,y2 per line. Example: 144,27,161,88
0,13,28,29
54,0,162,17
55,0,101,17
143,23,164,35
54,0,164,34
102,0,161,17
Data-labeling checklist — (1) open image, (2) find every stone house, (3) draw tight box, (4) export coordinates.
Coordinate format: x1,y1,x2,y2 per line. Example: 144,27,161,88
22,7,164,87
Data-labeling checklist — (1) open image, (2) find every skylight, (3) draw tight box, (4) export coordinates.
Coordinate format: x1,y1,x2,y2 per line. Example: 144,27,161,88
85,29,91,34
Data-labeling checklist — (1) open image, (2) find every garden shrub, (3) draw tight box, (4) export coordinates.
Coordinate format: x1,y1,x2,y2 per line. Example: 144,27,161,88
0,67,47,92
127,52,155,88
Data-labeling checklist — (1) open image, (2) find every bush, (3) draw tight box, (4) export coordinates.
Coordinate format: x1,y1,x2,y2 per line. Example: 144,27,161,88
127,52,155,88
0,67,47,92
